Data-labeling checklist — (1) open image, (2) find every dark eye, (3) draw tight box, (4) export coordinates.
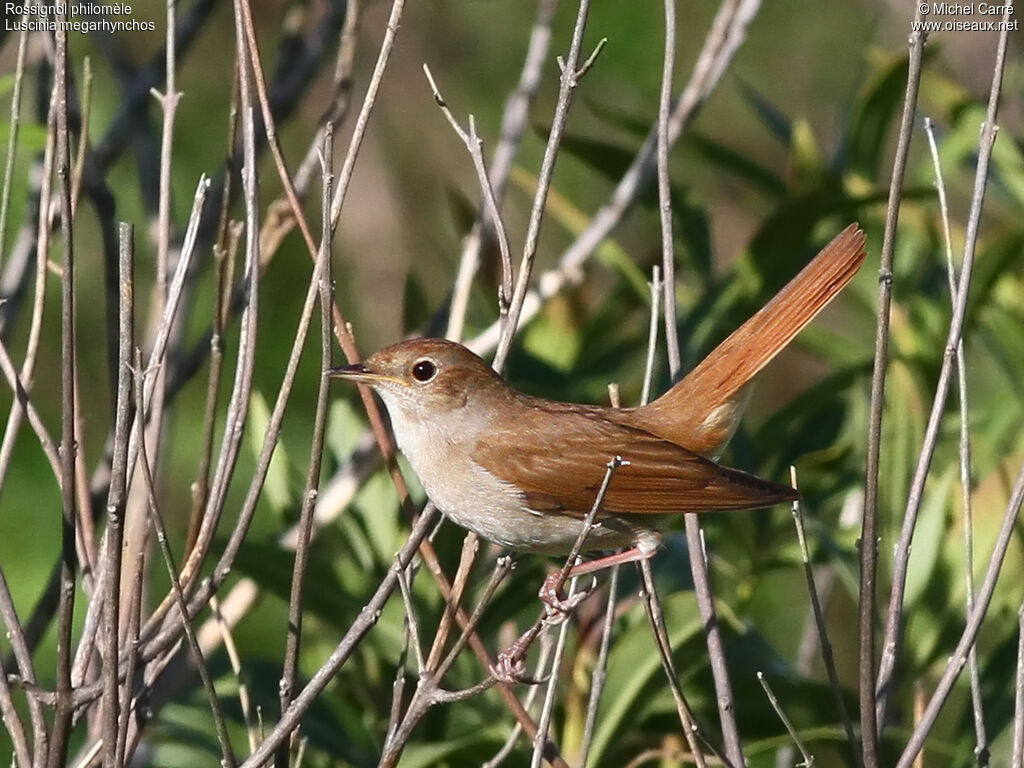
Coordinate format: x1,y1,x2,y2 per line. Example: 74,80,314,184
412,359,436,382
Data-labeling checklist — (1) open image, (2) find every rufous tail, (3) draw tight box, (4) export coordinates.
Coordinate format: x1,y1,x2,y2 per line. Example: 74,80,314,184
642,223,867,456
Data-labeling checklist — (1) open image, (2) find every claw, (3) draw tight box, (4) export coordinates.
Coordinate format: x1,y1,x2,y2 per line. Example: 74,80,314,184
492,637,547,685
538,571,595,620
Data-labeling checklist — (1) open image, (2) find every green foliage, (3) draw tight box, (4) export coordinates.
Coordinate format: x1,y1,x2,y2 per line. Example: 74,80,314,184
3,6,1023,768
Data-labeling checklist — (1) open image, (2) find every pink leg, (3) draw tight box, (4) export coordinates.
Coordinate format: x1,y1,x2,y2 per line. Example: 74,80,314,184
494,545,660,684
539,544,658,617
492,628,543,684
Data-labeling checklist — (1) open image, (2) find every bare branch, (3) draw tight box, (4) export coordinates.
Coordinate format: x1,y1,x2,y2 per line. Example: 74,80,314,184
1012,601,1024,767
876,6,1009,732
894,455,1024,768
0,23,29,263
49,18,80,767
134,350,236,767
529,577,581,768
275,123,337,768
494,0,596,369
923,116,987,765
789,468,860,766
100,223,135,768
638,560,710,768
861,12,927,763
422,65,513,313
447,0,559,342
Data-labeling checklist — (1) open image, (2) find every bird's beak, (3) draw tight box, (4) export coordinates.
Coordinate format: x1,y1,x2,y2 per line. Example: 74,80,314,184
327,363,406,386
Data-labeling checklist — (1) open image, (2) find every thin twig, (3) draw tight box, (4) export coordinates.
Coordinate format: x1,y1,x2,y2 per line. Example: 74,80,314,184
236,0,321,264
467,0,761,360
209,595,259,753
424,533,479,674
69,58,92,217
329,0,405,228
395,564,427,675
501,456,626,679
447,0,559,341
494,0,597,369
49,19,79,768
239,506,441,766
0,602,30,767
422,65,513,312
923,116,987,766
0,336,61,475
894,455,1024,768
529,578,580,768
655,1,743,757
384,606,413,752
876,8,1008,732
861,14,927,763
0,568,46,763
438,556,514,679
141,0,183,526
379,557,513,765
580,265,662,765
100,223,135,768
657,0,681,376
115,552,145,768
275,120,336,768
482,637,553,768
133,350,237,767
1011,602,1024,767
0,23,29,264
641,267,662,407
757,672,813,767
790,468,860,767
578,564,620,767
638,559,709,768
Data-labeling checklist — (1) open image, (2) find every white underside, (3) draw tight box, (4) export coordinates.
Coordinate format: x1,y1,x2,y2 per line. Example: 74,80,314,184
380,389,657,554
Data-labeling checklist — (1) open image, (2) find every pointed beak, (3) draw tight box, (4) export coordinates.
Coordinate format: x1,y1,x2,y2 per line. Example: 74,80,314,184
327,363,406,386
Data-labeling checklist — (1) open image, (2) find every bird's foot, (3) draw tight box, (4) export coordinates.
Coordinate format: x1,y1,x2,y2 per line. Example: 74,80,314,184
491,632,547,685
538,569,595,623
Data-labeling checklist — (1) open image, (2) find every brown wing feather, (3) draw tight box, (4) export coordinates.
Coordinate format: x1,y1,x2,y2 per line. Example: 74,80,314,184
474,406,796,517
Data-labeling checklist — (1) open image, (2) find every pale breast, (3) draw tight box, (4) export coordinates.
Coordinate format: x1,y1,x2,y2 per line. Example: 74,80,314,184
384,394,654,554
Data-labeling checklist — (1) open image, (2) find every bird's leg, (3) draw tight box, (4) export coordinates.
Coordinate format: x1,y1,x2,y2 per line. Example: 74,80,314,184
539,544,658,618
537,571,592,620
491,624,545,684
494,544,659,684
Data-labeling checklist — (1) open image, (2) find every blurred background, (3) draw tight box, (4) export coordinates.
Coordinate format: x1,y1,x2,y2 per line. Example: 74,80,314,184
1,0,1023,765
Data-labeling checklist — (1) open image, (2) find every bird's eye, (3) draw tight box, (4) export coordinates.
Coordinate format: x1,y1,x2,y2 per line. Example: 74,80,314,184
412,359,436,382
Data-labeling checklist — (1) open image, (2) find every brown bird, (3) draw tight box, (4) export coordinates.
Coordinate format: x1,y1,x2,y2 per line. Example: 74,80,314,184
331,224,865,565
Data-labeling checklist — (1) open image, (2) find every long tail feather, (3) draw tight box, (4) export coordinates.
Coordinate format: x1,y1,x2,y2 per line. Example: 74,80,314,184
642,223,867,455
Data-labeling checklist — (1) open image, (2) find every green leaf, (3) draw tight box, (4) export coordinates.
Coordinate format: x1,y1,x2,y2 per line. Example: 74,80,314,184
352,468,401,564
326,398,368,461
509,165,650,299
790,118,827,191
246,390,293,514
585,96,653,137
903,466,955,609
736,78,793,146
227,537,355,630
848,46,937,176
586,592,704,765
685,133,787,198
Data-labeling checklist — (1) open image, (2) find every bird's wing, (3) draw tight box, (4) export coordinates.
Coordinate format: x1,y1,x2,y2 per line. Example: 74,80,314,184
473,408,796,517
